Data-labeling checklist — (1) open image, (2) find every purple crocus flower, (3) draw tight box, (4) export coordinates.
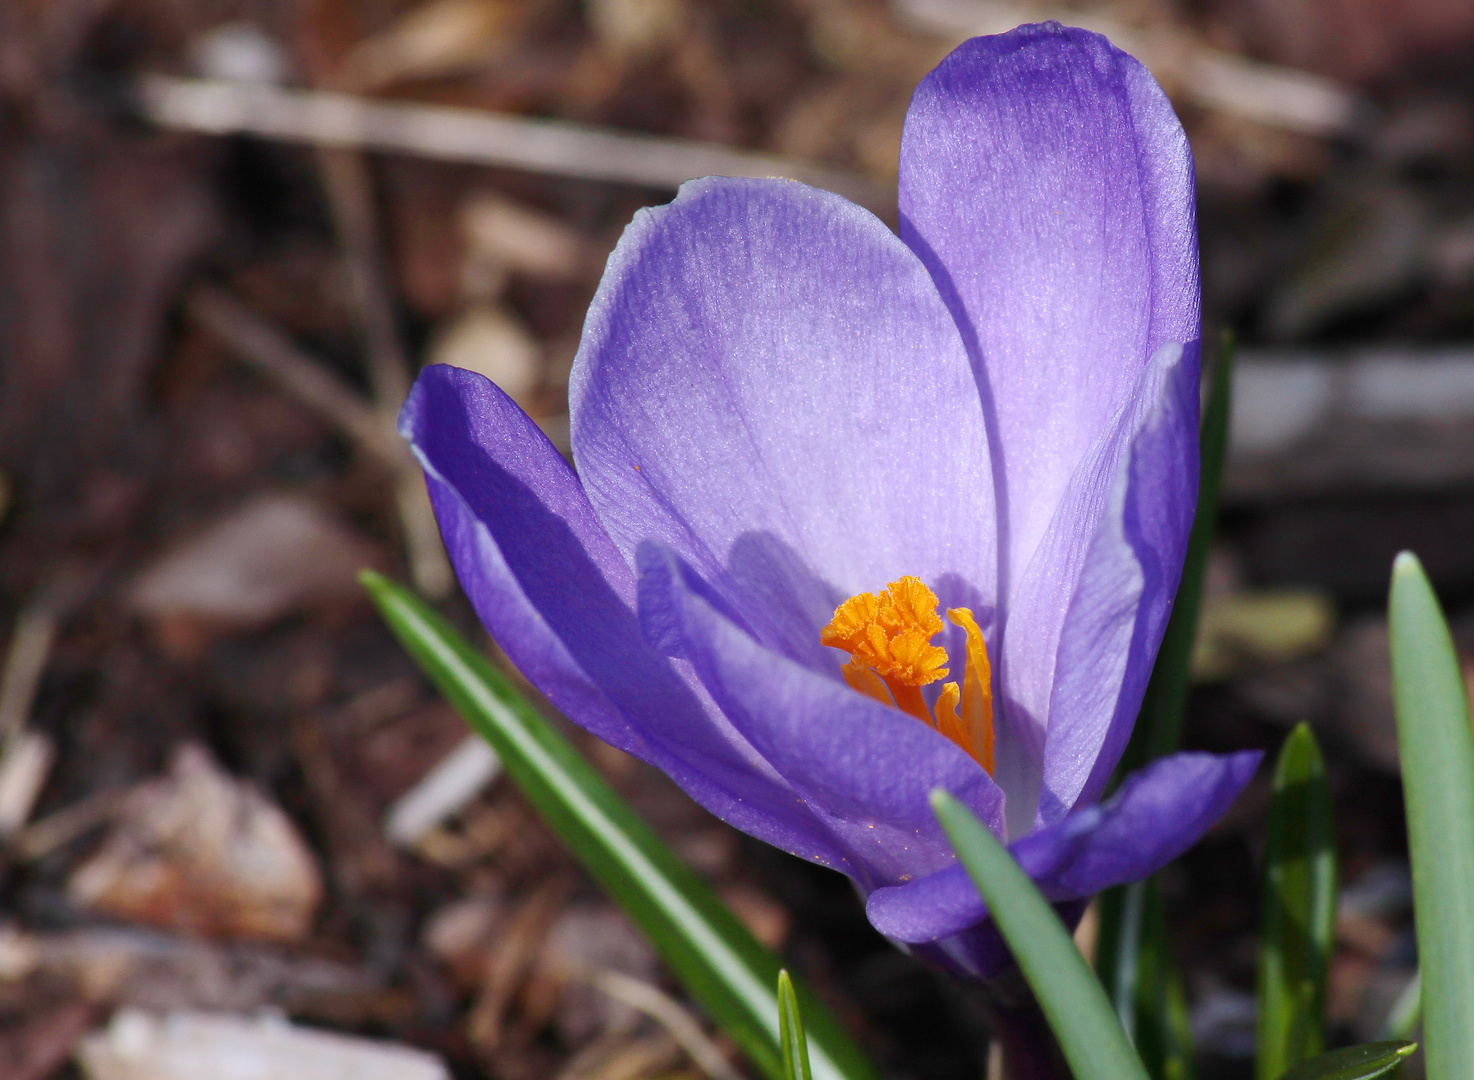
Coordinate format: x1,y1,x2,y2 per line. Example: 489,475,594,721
402,22,1260,985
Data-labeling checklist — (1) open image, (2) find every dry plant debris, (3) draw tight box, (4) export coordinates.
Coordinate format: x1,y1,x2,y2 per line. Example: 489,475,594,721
67,744,324,943
75,1009,450,1080
126,495,382,636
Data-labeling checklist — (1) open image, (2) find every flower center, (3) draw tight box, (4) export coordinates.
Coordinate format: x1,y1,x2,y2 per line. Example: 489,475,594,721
820,576,995,774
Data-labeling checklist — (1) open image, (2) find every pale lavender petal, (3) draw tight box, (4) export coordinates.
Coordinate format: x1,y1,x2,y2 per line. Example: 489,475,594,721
865,817,1096,943
403,365,851,870
898,21,1198,640
866,751,1260,942
1036,342,1200,826
638,540,1005,889
571,176,996,674
979,343,1193,833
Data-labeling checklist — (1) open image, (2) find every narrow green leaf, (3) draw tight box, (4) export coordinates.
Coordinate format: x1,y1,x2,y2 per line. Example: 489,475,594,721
1153,944,1195,1080
778,970,813,1080
362,571,876,1080
1388,552,1474,1080
1259,723,1337,1080
931,789,1150,1080
1097,881,1148,1041
1275,1041,1416,1080
1097,881,1194,1080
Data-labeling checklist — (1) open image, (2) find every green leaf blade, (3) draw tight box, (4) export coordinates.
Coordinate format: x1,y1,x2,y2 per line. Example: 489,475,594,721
931,789,1150,1080
1096,881,1147,1039
1276,1040,1416,1080
1258,723,1337,1080
1388,552,1474,1080
361,571,876,1080
778,970,813,1080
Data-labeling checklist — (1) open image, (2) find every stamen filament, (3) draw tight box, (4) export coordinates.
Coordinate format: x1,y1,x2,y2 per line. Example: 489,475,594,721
885,681,933,726
948,608,995,774
841,656,894,709
935,682,974,752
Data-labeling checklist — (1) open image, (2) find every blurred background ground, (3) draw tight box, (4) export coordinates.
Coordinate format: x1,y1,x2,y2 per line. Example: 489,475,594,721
1,0,1473,1078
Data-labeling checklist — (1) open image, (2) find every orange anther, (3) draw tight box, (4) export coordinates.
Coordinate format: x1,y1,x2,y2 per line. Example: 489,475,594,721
822,578,994,774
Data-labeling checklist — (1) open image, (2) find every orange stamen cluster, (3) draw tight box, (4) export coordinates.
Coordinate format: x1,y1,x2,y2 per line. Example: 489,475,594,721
821,576,995,774
821,577,949,687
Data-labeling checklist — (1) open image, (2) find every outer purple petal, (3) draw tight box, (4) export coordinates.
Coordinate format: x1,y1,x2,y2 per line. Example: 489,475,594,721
898,21,1198,639
1036,342,1199,825
570,176,996,673
977,342,1195,834
638,540,1005,890
913,901,1091,982
866,750,1261,943
1019,749,1261,897
402,366,851,870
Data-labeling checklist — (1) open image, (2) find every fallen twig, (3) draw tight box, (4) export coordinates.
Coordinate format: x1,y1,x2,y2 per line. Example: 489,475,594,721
385,734,501,848
570,1032,683,1080
313,145,454,598
188,287,399,466
188,287,452,596
1226,348,1474,498
136,75,894,217
576,967,745,1080
469,876,577,1053
0,924,386,1017
14,788,128,861
0,733,55,839
0,573,83,745
0,570,90,838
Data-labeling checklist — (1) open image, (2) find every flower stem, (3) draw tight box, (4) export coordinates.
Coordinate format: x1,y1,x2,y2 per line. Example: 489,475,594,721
982,977,1075,1080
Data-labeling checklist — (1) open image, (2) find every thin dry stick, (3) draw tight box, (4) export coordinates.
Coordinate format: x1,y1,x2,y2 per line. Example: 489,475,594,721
0,567,88,747
136,75,894,218
189,286,451,596
469,876,576,1051
315,148,411,410
0,571,93,837
576,967,745,1080
16,788,129,860
550,1026,646,1080
0,600,58,748
314,145,452,599
385,735,501,848
0,730,54,838
579,1033,683,1080
188,287,399,465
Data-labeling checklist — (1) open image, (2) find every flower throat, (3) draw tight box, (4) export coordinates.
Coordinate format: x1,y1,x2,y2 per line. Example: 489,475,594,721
820,576,994,773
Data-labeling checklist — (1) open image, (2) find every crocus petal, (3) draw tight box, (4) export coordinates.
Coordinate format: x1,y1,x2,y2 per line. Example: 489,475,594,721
1035,342,1199,825
866,813,1100,943
639,540,1005,888
979,341,1193,834
898,22,1198,623
403,365,852,870
571,176,996,674
913,900,1092,982
1018,749,1261,898
866,750,1260,942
